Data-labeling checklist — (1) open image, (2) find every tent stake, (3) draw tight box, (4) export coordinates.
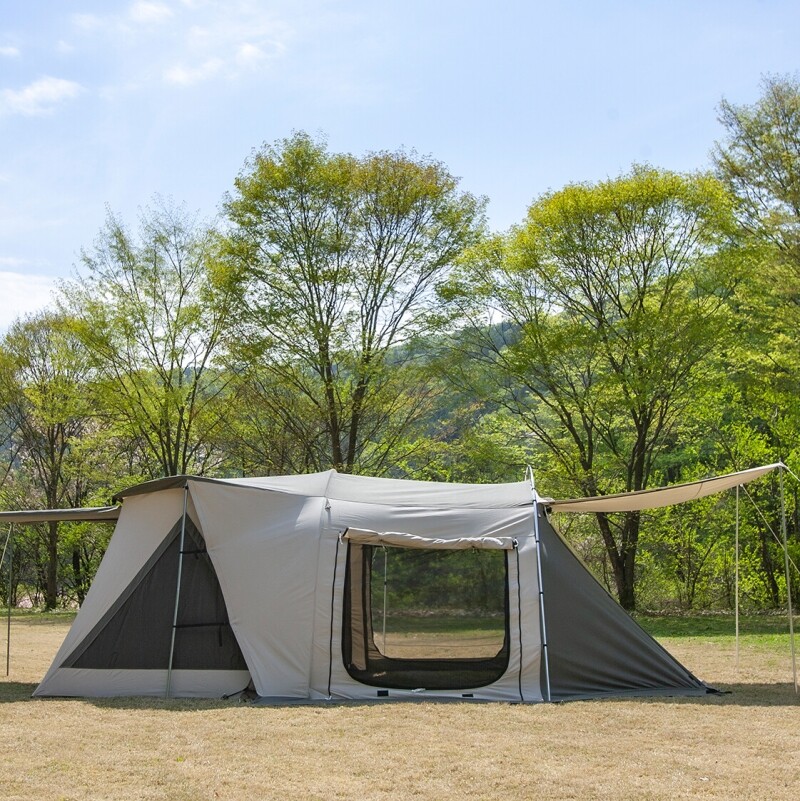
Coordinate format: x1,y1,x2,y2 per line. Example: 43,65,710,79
527,466,551,703
779,467,798,693
3,524,12,677
166,485,189,699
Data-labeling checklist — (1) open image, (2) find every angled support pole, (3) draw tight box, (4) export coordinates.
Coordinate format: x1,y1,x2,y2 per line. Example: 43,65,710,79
166,484,189,699
527,465,551,703
3,524,13,677
779,466,798,693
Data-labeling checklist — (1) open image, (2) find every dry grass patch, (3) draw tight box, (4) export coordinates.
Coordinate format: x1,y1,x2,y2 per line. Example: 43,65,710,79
1,614,799,801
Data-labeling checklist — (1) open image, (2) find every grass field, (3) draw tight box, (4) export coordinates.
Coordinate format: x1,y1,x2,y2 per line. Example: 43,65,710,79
1,612,799,801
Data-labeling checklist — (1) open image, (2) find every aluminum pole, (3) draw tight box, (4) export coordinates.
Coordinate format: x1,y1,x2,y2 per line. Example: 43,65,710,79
166,485,189,699
3,525,12,677
527,466,551,702
735,485,740,671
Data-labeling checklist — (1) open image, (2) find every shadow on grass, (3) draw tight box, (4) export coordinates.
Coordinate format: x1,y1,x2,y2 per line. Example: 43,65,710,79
616,683,800,707
2,682,797,709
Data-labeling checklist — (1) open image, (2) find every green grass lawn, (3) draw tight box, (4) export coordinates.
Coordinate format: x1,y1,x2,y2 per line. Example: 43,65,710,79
634,612,798,640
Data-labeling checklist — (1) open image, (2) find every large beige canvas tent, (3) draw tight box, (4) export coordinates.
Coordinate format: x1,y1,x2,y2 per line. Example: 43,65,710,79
3,465,780,702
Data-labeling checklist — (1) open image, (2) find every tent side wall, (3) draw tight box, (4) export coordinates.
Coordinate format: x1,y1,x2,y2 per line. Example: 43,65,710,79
538,514,709,699
188,482,327,699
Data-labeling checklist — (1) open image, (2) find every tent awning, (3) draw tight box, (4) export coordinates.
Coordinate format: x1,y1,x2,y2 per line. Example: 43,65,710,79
0,506,121,524
548,463,781,514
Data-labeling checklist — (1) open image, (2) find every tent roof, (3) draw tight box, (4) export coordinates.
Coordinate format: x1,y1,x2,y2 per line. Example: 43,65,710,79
113,470,536,509
0,506,121,524
2,464,780,521
547,463,781,514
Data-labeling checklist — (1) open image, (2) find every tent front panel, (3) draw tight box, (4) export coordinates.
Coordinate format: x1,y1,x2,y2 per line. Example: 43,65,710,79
34,490,197,697
309,499,542,701
188,481,326,699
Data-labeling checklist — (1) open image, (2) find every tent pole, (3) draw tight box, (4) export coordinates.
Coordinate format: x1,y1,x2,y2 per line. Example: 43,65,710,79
166,485,189,699
3,524,13,677
382,546,388,653
527,466,551,703
735,485,740,671
779,467,798,693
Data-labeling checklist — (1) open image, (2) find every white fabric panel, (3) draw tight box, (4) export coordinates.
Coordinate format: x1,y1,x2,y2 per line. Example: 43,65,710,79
219,470,335,496
515,537,543,701
35,668,250,698
35,490,190,696
326,472,532,508
329,499,534,541
549,463,781,513
188,482,325,699
217,471,533,508
344,528,516,550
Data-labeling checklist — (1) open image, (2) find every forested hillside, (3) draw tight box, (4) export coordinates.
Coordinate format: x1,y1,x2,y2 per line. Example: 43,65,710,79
2,76,799,613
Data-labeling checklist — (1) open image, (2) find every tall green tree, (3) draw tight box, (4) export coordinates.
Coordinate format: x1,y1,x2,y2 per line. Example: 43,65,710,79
63,201,237,478
0,312,98,608
713,74,800,605
442,166,737,609
222,132,484,474
714,74,800,267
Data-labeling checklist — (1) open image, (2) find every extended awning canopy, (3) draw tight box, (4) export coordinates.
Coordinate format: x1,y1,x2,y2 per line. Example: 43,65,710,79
0,506,121,524
548,463,782,514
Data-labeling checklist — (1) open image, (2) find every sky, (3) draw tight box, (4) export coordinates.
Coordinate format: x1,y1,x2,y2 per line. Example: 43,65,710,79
1,0,799,331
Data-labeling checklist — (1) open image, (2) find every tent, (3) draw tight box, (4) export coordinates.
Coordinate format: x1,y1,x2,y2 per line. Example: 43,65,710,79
6,467,780,702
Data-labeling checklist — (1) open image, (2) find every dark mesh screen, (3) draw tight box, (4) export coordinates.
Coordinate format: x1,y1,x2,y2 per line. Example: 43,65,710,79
64,519,247,671
343,543,510,690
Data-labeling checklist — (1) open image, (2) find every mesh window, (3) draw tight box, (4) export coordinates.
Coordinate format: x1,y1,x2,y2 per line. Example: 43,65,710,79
63,518,247,671
343,543,510,690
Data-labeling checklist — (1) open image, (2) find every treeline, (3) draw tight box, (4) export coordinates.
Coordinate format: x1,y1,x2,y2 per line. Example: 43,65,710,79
2,76,800,613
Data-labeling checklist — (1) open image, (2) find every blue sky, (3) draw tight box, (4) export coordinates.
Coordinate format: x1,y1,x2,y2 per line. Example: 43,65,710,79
1,0,798,330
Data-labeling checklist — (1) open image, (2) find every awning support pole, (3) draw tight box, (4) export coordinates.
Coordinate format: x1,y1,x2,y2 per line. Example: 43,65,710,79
3,524,13,677
166,485,189,699
735,485,740,671
527,466,551,702
779,467,798,693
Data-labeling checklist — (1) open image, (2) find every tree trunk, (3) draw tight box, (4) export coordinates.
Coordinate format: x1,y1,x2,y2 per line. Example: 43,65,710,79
45,520,59,610
72,546,85,606
596,511,638,611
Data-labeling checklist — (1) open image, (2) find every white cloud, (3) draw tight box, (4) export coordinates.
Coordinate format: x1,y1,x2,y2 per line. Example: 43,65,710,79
72,13,103,31
0,76,84,117
235,42,266,68
71,2,292,91
57,40,76,55
164,57,224,86
0,46,20,58
129,1,174,25
0,271,56,332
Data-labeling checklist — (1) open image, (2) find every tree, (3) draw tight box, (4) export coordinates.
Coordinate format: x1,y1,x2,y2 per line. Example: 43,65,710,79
714,74,800,266
63,201,237,478
714,74,800,608
222,132,484,474
0,312,97,608
442,166,736,609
